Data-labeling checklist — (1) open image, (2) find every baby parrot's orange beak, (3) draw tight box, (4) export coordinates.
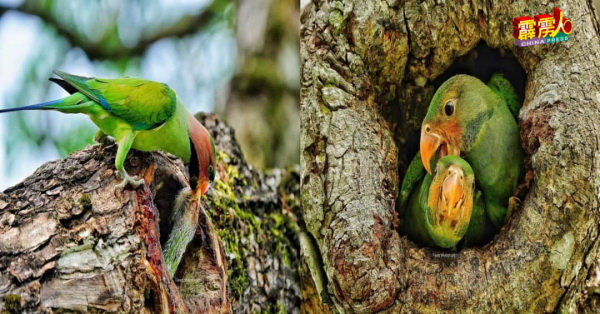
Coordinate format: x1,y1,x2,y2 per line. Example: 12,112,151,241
420,125,442,174
441,167,464,220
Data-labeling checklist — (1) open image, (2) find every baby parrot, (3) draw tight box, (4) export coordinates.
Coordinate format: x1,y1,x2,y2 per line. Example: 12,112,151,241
399,154,479,248
0,71,217,275
419,74,522,230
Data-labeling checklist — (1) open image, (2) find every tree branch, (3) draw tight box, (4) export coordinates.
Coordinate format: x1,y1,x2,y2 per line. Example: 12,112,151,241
13,0,225,60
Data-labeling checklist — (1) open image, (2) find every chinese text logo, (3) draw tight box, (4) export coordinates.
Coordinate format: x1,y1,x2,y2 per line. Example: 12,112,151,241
513,8,572,47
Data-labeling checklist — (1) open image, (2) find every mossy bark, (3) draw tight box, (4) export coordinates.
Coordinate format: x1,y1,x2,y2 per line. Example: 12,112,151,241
301,0,600,312
0,114,301,313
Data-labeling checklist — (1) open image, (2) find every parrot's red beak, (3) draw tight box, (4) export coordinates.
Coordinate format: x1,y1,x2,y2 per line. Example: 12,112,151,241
420,125,442,174
441,167,464,220
199,180,210,196
420,124,459,174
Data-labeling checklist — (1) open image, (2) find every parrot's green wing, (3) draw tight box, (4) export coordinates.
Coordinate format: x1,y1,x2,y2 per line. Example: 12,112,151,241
53,70,177,131
401,175,435,247
487,73,520,119
398,152,434,246
398,151,427,214
485,74,524,228
459,190,495,248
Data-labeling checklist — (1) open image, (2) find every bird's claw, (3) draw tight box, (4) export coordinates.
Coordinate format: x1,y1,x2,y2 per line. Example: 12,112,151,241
94,130,115,146
509,196,522,208
506,196,522,222
114,172,145,190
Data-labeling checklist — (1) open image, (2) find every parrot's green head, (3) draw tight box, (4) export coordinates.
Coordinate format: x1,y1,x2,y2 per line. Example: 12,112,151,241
425,155,475,248
188,115,217,197
420,75,496,174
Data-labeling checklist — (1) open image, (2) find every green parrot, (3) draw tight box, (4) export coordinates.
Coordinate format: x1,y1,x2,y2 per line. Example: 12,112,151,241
419,74,522,230
399,154,488,248
460,187,495,248
0,70,217,275
0,70,216,192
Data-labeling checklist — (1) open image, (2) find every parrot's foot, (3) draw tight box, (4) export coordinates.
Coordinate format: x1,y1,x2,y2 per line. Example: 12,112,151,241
507,196,521,221
114,171,145,190
94,130,115,146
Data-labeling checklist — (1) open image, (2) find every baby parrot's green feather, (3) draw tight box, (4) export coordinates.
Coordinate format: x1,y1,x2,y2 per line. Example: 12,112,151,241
397,151,427,215
163,188,199,276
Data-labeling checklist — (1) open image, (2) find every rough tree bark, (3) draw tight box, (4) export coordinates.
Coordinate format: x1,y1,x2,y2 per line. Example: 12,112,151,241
301,0,600,312
0,114,301,313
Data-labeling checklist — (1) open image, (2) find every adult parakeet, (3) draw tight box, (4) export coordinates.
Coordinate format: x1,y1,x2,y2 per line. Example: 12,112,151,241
399,154,485,248
0,70,217,275
0,70,216,192
419,74,522,230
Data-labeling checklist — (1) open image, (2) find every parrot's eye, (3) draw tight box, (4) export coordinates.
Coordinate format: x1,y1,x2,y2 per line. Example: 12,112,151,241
208,165,215,181
444,100,454,116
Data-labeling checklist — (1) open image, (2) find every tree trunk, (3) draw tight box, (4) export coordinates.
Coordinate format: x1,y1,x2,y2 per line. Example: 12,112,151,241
301,0,600,312
0,114,301,313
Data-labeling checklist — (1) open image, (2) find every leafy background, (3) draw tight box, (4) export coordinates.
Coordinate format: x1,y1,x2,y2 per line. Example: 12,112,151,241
0,0,299,190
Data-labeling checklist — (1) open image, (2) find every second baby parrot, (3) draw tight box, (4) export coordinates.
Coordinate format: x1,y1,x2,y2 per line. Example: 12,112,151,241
0,70,217,275
419,74,522,230
398,153,493,248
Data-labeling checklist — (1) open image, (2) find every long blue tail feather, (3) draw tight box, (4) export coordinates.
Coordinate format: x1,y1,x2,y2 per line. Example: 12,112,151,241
0,99,62,113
